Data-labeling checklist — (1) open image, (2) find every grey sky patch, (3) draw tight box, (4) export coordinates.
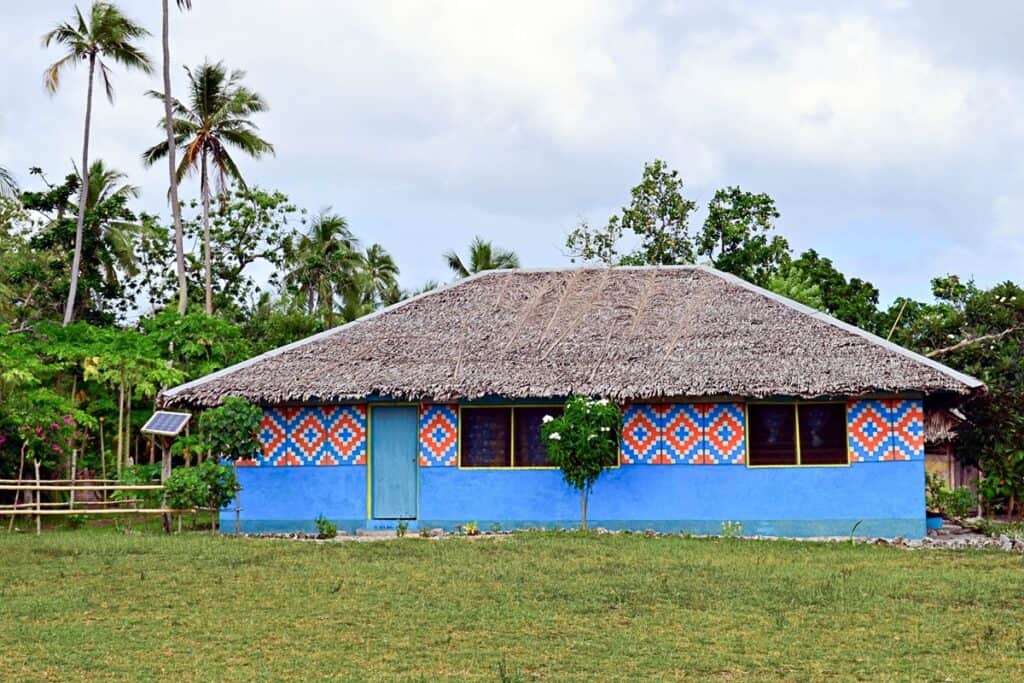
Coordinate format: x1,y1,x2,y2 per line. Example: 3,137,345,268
2,1,1021,303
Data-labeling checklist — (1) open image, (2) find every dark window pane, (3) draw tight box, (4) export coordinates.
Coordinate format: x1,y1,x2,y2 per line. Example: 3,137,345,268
748,404,797,466
514,407,563,467
461,408,511,467
798,403,848,465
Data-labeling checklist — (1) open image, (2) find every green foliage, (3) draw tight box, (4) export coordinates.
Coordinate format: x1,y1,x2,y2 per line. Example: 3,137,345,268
314,514,337,539
767,263,824,310
114,463,162,508
462,521,480,536
139,309,251,380
396,520,408,538
788,250,881,331
925,472,976,518
198,397,262,462
541,396,621,529
568,159,697,265
698,186,786,287
444,236,520,278
164,460,238,510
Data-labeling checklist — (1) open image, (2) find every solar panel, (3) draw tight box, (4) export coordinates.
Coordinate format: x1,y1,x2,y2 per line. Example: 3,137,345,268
141,411,191,436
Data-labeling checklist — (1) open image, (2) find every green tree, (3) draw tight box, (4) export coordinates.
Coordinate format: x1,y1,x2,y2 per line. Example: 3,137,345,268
766,263,824,310
362,243,400,307
567,159,697,266
698,186,787,287
181,186,301,315
284,212,362,327
27,161,153,321
161,0,193,315
444,236,520,277
788,250,881,332
42,1,152,326
143,59,274,315
540,397,621,530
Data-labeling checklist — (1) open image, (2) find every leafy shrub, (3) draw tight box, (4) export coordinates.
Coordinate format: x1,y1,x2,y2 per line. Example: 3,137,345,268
114,463,162,508
396,521,408,538
64,514,88,529
942,487,976,519
164,460,238,510
540,396,621,530
314,515,337,539
926,473,977,518
463,521,480,536
198,397,262,462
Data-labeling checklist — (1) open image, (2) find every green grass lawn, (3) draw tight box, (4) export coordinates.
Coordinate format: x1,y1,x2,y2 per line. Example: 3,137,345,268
1,529,1022,681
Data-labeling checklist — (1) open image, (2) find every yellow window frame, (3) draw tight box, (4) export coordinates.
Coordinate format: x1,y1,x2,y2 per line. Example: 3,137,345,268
745,400,851,469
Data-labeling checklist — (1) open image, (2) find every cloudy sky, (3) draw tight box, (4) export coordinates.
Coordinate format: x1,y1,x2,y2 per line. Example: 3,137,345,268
2,1,1022,303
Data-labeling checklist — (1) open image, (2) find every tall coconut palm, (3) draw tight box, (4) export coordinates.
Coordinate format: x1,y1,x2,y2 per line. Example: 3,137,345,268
362,244,400,306
0,165,17,197
444,236,520,278
143,59,274,314
162,0,192,315
284,212,362,328
43,2,152,326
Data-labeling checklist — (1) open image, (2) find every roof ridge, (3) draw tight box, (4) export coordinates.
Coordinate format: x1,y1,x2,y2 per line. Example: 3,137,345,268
692,265,985,389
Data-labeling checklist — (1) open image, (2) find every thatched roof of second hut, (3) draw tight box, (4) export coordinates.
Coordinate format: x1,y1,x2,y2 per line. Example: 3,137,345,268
161,266,984,407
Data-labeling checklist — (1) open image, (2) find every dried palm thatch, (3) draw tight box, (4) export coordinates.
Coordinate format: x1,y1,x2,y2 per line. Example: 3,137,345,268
160,266,984,408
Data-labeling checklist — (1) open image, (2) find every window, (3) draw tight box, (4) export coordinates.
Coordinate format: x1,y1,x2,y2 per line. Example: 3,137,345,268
514,406,563,467
798,403,848,465
460,406,564,468
461,408,512,467
748,402,848,467
748,404,798,466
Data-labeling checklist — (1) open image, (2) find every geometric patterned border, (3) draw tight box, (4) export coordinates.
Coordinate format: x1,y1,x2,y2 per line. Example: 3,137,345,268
847,398,923,463
621,404,666,464
256,405,367,466
621,402,745,465
419,404,458,466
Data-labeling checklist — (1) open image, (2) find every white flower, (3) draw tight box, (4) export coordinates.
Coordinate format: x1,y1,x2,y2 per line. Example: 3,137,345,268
595,398,609,406
587,434,595,440
542,415,554,424
947,334,956,339
600,426,610,432
999,296,1006,303
548,432,561,441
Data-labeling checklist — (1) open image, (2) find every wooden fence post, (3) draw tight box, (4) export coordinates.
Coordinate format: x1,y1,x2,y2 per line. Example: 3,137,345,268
34,459,41,536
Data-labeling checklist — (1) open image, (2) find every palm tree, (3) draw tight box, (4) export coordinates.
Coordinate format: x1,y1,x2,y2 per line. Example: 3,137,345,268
78,160,148,294
143,60,274,314
362,244,400,306
0,165,17,197
43,2,152,326
162,0,192,315
444,236,520,278
284,212,363,327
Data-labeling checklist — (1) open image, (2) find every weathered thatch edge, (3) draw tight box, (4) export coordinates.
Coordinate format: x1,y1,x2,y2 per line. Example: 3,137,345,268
158,265,985,407
159,269,498,405
699,267,985,391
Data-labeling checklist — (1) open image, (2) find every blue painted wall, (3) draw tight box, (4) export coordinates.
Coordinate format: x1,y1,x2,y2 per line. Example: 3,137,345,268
226,460,925,537
419,461,925,538
232,465,366,534
226,397,928,538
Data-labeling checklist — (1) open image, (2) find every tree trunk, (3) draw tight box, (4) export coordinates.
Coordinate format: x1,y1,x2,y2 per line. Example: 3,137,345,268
580,487,588,531
116,380,125,478
201,154,213,315
7,444,27,533
162,0,188,315
63,53,96,327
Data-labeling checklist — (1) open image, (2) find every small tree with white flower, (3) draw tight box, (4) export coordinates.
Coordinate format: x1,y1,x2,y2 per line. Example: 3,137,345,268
540,396,621,530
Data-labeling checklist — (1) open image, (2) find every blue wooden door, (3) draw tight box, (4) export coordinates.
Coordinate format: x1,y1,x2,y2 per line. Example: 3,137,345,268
371,406,418,519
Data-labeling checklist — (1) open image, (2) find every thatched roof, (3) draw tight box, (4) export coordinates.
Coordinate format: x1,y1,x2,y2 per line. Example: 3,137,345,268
160,266,984,408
